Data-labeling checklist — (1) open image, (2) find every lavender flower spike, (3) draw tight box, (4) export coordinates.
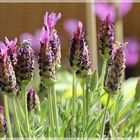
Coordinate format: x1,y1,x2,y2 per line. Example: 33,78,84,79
27,87,40,113
39,25,56,87
0,105,7,137
0,42,18,96
98,13,115,60
44,12,62,70
15,40,35,85
69,21,85,72
5,37,17,66
44,12,61,29
104,42,127,94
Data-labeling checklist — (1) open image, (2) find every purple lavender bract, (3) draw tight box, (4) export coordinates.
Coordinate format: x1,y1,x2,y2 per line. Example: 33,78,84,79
15,40,35,85
104,42,127,94
0,42,18,96
98,14,115,60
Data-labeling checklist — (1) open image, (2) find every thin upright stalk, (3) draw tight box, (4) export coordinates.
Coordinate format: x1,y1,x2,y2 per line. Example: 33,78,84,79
82,79,86,129
52,85,59,136
98,59,107,113
99,59,107,88
72,72,76,137
16,98,25,120
101,94,111,138
22,86,30,137
11,98,22,137
3,95,13,138
48,87,55,137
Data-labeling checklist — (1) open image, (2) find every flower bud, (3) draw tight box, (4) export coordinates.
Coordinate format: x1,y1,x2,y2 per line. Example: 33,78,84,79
27,88,40,113
104,42,127,94
0,42,18,96
15,40,35,85
98,13,114,59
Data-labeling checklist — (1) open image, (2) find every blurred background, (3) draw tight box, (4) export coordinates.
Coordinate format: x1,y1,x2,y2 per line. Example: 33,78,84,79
0,2,139,79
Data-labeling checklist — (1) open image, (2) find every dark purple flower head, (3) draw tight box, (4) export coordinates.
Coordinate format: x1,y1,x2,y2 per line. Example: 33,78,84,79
44,12,61,29
0,42,18,96
27,87,40,112
98,13,115,60
0,105,7,137
15,40,35,85
69,21,92,76
104,42,127,94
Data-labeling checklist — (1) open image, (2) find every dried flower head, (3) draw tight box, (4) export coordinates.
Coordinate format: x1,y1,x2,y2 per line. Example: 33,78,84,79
98,13,115,59
0,105,7,137
104,42,127,94
5,37,18,66
39,25,56,87
27,87,40,112
15,40,35,85
0,42,18,96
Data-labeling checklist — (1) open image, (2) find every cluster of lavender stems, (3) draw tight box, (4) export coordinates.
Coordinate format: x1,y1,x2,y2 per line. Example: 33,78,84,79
0,11,128,138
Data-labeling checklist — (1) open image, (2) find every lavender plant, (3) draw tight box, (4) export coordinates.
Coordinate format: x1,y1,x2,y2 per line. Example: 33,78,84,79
0,11,140,139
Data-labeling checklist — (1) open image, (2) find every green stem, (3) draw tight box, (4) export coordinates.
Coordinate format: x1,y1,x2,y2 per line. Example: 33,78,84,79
52,86,59,136
22,86,30,137
86,80,89,127
82,79,86,129
48,87,55,137
72,72,76,137
101,94,111,138
16,98,25,120
11,98,23,137
100,59,107,88
3,95,13,138
98,59,107,113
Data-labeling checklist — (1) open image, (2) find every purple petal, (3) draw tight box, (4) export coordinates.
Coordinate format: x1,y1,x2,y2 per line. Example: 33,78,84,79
120,0,133,16
48,12,61,28
125,38,140,67
94,3,116,21
40,26,50,44
0,42,8,56
63,19,78,36
5,37,17,51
